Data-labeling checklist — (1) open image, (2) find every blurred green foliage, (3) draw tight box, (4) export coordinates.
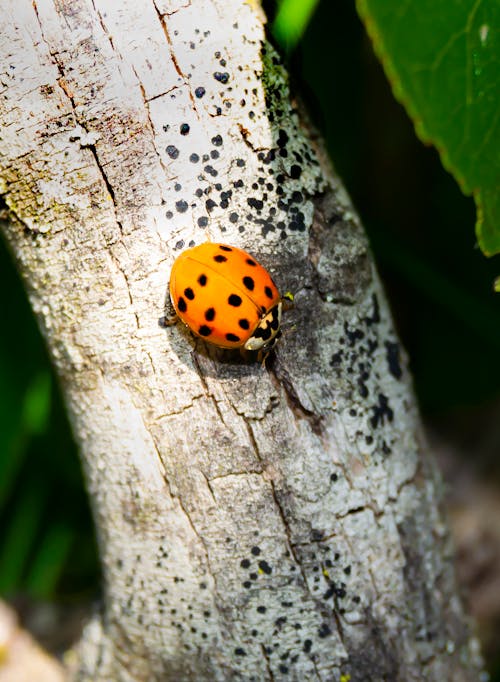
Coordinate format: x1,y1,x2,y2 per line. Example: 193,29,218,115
0,1,499,674
0,235,99,602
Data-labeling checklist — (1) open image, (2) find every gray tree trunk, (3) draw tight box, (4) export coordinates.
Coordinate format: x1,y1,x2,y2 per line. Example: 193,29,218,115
0,1,482,680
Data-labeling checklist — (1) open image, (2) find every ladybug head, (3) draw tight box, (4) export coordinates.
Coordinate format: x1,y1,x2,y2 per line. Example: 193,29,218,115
244,301,282,352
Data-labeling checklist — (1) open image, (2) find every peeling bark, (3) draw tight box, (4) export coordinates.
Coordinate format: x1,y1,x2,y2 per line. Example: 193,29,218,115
0,1,483,680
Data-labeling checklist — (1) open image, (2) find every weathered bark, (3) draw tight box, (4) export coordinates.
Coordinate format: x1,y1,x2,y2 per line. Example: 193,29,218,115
0,1,482,680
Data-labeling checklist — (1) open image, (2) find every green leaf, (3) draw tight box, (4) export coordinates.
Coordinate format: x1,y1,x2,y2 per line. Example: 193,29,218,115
273,0,321,50
356,0,500,256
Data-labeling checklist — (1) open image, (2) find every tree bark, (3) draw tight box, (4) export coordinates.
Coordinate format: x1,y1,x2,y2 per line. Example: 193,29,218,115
0,1,483,680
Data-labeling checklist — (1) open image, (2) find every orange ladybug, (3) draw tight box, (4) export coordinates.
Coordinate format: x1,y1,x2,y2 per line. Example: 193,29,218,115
169,243,292,357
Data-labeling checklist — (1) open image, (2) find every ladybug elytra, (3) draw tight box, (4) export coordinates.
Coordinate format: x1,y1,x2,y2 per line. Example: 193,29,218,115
169,243,292,358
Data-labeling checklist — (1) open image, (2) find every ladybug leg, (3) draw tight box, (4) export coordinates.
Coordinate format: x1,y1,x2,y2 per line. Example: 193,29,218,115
160,295,179,327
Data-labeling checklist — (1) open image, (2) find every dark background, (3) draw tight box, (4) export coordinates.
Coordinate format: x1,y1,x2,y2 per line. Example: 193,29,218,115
1,0,499,674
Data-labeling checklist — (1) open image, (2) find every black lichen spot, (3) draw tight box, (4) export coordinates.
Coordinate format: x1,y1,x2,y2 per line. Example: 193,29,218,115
226,333,240,342
175,200,188,213
385,341,402,379
243,276,255,291
344,322,364,346
180,123,190,135
177,297,187,313
198,325,212,337
166,145,179,159
197,217,208,227
195,86,205,98
370,394,394,428
365,293,381,326
211,134,223,146
318,623,332,638
251,546,261,556
214,254,227,263
228,294,242,307
279,665,289,674
238,318,250,330
198,274,207,286
258,560,272,575
257,605,267,613
236,158,245,167
290,164,302,179
264,286,273,299
240,558,250,568
234,648,246,656
189,153,200,163
247,197,263,210
277,129,289,148
303,639,312,653
330,473,338,482
206,199,217,212
213,72,229,83
205,307,215,321
184,287,195,300
229,212,239,223
323,586,335,600
246,258,257,266
242,581,251,589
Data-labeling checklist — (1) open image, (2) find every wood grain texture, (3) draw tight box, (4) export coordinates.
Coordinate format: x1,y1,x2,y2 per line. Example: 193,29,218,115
0,1,483,680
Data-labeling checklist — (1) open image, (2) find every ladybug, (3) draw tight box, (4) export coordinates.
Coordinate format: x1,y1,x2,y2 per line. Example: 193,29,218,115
169,243,292,358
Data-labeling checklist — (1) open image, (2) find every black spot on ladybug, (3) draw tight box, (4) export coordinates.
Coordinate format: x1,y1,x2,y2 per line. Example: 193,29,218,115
205,307,216,321
184,287,195,300
228,294,242,307
226,333,240,342
243,276,255,291
198,325,212,337
214,255,227,263
177,297,187,313
246,258,257,266
198,274,207,286
270,316,279,331
264,286,273,299
219,245,233,252
238,319,250,330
